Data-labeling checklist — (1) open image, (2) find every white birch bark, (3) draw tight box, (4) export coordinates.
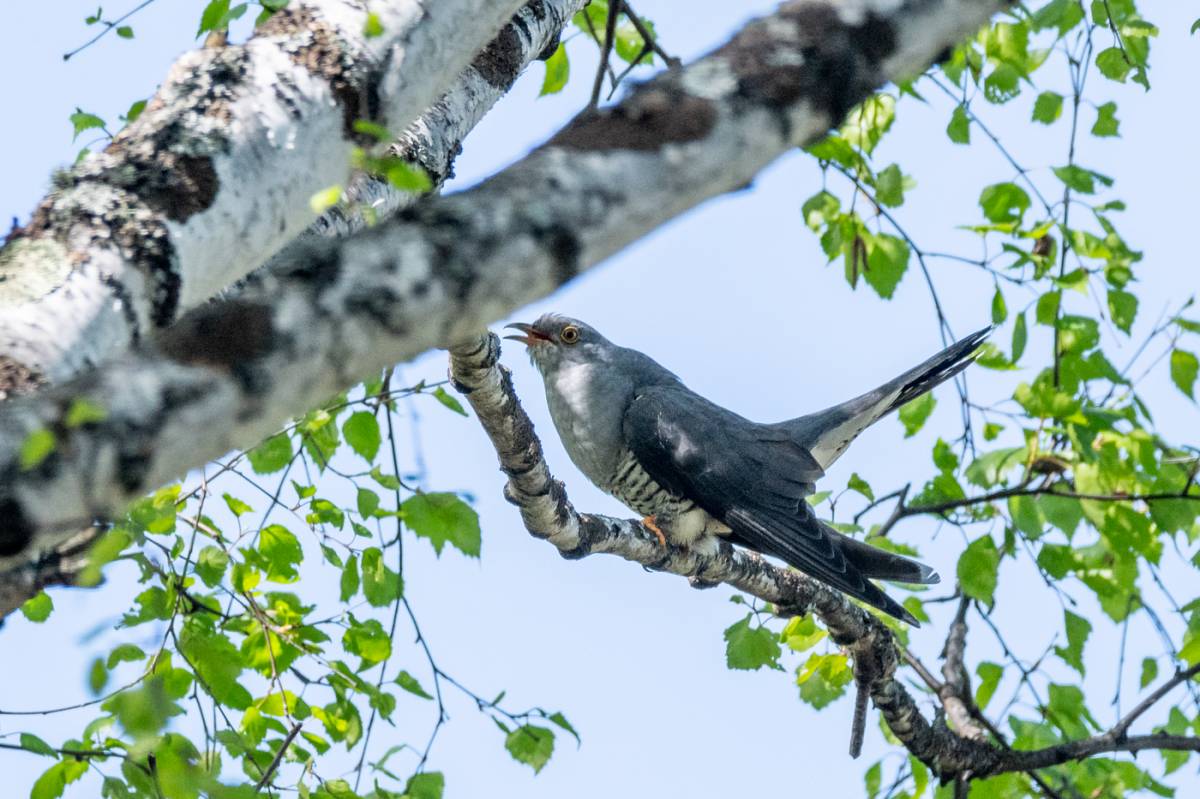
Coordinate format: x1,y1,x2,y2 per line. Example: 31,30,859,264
0,0,527,391
0,0,1012,584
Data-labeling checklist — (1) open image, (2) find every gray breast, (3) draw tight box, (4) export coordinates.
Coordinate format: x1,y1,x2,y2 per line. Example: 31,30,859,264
543,361,628,489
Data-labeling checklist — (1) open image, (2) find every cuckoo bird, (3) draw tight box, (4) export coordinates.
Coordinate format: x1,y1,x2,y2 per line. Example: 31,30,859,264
506,314,990,626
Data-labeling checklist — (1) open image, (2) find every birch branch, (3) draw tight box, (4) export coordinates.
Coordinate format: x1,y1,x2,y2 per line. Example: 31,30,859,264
0,0,526,391
0,0,587,614
0,0,1012,593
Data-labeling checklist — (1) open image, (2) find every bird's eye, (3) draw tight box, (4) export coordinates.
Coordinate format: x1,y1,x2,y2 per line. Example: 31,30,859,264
560,325,580,344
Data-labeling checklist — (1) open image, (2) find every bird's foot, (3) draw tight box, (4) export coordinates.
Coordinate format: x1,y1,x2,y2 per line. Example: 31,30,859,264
642,515,668,548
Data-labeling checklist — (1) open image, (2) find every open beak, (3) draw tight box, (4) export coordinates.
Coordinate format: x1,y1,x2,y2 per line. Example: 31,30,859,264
503,322,552,347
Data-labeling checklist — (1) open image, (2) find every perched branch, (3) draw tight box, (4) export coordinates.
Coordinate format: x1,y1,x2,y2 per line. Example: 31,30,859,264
445,334,999,774
446,333,1200,781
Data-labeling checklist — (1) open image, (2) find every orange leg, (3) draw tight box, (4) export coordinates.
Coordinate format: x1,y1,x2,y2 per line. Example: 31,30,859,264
642,515,667,547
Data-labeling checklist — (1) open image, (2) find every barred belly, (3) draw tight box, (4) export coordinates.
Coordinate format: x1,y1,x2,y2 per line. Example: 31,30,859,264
607,449,727,546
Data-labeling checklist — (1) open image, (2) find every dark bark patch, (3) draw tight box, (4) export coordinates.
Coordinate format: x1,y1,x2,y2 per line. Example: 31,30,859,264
100,276,142,344
0,494,33,557
133,154,219,223
472,22,525,90
0,357,45,401
534,223,581,285
549,85,717,151
102,203,179,327
264,6,381,142
720,3,898,122
159,299,277,370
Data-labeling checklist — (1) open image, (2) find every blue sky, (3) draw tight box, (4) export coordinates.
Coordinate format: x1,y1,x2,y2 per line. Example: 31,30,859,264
2,2,1198,797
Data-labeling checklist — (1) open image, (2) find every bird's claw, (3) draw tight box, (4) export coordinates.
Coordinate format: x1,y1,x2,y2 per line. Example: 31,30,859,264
642,515,668,548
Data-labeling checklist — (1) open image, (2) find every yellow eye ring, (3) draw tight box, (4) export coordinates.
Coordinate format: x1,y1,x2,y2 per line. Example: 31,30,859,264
560,325,580,344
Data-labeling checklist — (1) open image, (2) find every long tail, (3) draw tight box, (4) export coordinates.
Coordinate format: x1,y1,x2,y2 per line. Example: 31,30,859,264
832,526,940,584
780,326,992,470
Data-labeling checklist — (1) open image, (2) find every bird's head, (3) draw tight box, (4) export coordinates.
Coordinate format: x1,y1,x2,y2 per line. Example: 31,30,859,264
504,313,615,376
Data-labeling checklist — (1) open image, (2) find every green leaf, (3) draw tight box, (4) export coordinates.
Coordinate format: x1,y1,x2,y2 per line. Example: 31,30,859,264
402,493,481,557
1107,288,1138,333
223,493,253,517
431,386,468,416
259,524,303,582
873,164,906,208
31,759,87,799
339,554,359,602
1054,610,1091,675
1036,291,1061,325
404,772,444,799
64,397,107,427
356,487,380,518
20,733,57,758
796,652,853,709
116,25,133,38
88,657,107,694
548,711,580,744
395,670,433,700
1012,311,1028,362
69,108,106,140
362,11,383,37
1039,493,1082,536
195,545,229,588
309,184,343,214
369,466,402,491
847,472,874,501
106,643,146,669
385,162,432,193
343,617,392,665
505,725,555,773
1170,350,1198,399
898,392,936,437
539,43,569,96
1052,164,1110,194
247,433,293,474
946,104,970,144
1032,91,1063,124
19,428,56,470
352,120,392,143
983,63,1020,103
723,615,782,671
343,411,381,463
21,591,54,623
975,661,1003,709
361,547,402,606
979,182,1030,224
957,535,1000,606
179,623,252,709
123,99,147,124
1096,46,1132,81
863,233,909,299
1092,101,1120,137
991,286,1008,324
781,614,827,652
1008,494,1044,539
1140,657,1158,688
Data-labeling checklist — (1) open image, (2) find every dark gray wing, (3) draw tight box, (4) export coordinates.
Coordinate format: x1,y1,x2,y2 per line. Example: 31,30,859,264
621,385,919,625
